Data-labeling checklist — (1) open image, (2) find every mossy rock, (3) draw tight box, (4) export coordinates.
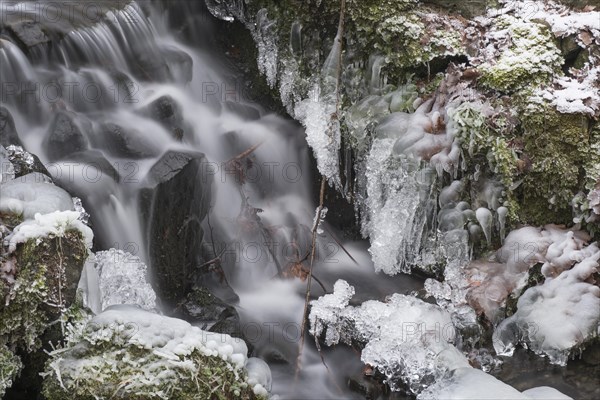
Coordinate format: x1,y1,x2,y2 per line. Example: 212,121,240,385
518,103,595,225
0,231,88,352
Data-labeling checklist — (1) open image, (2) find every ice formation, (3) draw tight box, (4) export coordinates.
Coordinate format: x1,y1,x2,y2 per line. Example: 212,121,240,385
79,249,157,313
310,280,572,398
361,138,437,274
246,357,272,397
0,178,74,219
493,249,600,365
309,279,467,393
5,210,93,253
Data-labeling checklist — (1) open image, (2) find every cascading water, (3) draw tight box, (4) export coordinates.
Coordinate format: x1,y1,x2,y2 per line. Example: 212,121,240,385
1,1,423,398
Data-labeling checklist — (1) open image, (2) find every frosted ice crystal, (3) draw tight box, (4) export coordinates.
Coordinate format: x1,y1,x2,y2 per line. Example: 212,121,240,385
0,178,74,219
6,210,93,253
493,249,600,365
91,249,157,312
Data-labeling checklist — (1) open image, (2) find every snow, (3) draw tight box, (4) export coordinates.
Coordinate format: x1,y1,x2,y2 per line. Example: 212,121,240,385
5,210,93,253
538,68,600,117
84,249,157,312
0,178,74,219
419,367,573,400
493,248,600,365
87,306,248,367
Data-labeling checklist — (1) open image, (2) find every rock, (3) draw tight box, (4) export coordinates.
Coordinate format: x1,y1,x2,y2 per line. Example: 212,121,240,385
162,44,194,83
141,95,187,140
92,122,158,159
139,150,212,303
7,20,49,49
43,112,89,161
0,107,22,147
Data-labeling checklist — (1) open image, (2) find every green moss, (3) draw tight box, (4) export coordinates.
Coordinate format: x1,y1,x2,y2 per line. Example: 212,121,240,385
0,343,22,397
478,16,563,93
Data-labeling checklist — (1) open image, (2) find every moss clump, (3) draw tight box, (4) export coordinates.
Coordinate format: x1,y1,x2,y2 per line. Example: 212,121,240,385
0,344,22,397
478,15,563,93
518,99,595,225
0,231,88,352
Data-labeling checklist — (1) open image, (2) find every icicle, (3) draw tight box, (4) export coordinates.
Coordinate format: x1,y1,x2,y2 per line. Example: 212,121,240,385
476,207,493,245
497,206,508,244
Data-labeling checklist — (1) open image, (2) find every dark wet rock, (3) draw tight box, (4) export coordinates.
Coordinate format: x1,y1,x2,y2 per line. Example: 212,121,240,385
44,111,90,161
7,20,50,48
61,150,119,181
92,122,158,159
162,45,194,83
0,107,22,147
139,150,212,303
172,285,246,344
223,101,262,121
141,95,187,140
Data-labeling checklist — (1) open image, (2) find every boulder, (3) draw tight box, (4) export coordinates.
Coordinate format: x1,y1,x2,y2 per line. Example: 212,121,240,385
43,112,89,161
139,150,212,303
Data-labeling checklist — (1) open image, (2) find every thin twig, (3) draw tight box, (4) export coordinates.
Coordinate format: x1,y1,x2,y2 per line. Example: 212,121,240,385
226,140,264,164
320,223,359,266
296,177,327,378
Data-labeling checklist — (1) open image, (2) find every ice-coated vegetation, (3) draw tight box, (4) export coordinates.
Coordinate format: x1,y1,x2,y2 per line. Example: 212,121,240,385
42,306,264,399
